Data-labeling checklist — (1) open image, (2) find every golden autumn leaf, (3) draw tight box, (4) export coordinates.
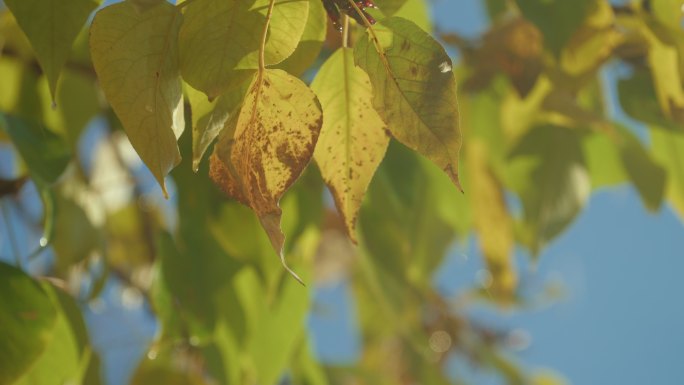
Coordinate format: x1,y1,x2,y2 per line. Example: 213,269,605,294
311,48,389,243
354,17,463,192
209,69,322,282
90,1,184,196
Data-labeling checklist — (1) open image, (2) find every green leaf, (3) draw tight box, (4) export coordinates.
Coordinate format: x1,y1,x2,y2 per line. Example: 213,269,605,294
276,0,326,76
582,132,627,188
506,125,590,255
651,128,684,220
0,113,71,184
16,284,101,385
354,17,462,191
387,0,432,33
0,261,57,385
651,0,684,29
4,0,100,100
373,0,409,16
515,0,596,56
90,0,185,196
234,267,310,385
186,79,251,171
209,69,322,281
618,69,683,132
311,47,389,242
617,126,666,211
179,0,309,98
52,192,100,275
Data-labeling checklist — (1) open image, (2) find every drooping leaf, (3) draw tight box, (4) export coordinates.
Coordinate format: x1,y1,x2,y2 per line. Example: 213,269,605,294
515,0,597,56
52,192,100,275
618,69,683,132
0,261,57,385
16,284,102,385
645,29,684,125
582,132,627,188
0,113,71,184
4,0,100,100
186,79,251,171
311,47,389,242
506,124,590,255
468,139,516,301
209,69,322,280
651,128,684,220
179,0,309,98
277,0,327,76
354,17,462,191
90,1,185,196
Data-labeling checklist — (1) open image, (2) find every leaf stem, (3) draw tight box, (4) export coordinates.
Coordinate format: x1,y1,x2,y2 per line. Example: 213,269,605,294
342,14,350,48
346,0,392,74
259,0,278,74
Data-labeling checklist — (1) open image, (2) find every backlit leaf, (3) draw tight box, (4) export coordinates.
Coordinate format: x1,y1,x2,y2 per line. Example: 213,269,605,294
277,0,326,76
90,1,185,196
179,0,309,98
311,47,389,242
617,126,666,211
4,0,100,100
209,69,322,280
0,261,57,385
355,17,462,191
651,128,684,220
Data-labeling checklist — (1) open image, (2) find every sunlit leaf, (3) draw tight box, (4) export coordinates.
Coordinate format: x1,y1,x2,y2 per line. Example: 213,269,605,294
618,69,682,132
277,0,326,76
373,0,409,16
90,1,185,196
617,126,666,211
355,17,462,191
0,262,57,385
0,113,71,184
311,47,389,242
186,79,250,171
209,69,322,280
582,132,627,188
4,0,100,100
179,0,309,98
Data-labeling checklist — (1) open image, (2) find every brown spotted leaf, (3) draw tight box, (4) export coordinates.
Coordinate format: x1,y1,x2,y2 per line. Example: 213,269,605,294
354,17,463,191
209,69,322,281
311,48,389,243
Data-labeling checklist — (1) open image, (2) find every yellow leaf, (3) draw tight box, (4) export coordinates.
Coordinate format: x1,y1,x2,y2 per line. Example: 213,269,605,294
178,0,309,98
4,0,100,100
90,1,185,196
209,69,322,282
468,139,517,301
355,17,463,191
311,48,389,243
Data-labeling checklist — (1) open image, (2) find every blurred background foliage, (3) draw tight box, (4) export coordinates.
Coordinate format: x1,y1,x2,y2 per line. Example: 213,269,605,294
1,0,683,384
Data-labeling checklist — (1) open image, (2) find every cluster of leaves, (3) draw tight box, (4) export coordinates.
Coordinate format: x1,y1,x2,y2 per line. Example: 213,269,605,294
1,0,683,384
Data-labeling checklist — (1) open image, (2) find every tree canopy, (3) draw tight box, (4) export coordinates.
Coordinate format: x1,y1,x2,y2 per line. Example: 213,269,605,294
0,0,683,384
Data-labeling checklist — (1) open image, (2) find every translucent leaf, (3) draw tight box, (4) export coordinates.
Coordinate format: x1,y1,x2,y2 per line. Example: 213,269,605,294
209,69,322,281
373,0,409,16
179,0,309,98
186,79,251,171
311,47,389,242
355,17,462,191
90,1,185,196
4,0,100,100
0,261,57,385
0,113,71,184
277,0,327,76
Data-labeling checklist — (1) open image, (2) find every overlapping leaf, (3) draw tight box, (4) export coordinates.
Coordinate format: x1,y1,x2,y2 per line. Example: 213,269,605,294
4,0,100,100
354,17,462,191
179,0,309,98
90,1,185,196
209,69,322,280
311,47,389,242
